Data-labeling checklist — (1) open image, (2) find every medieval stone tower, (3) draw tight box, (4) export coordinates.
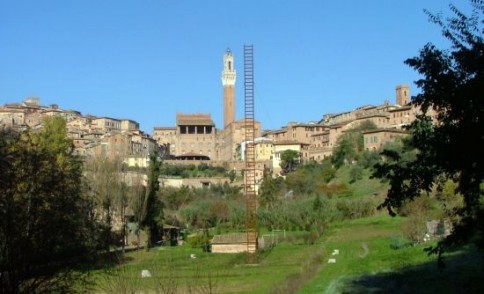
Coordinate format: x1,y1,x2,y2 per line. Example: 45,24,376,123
396,84,410,106
222,48,236,128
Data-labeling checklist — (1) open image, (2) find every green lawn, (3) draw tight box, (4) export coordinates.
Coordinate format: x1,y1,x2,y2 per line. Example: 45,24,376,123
85,213,483,293
86,233,323,293
299,214,484,294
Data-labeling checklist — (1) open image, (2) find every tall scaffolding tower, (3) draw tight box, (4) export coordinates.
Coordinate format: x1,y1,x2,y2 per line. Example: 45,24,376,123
243,45,257,263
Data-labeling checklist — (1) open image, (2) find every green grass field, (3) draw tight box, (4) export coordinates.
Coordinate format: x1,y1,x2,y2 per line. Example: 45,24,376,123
87,233,323,293
300,214,484,294
86,210,483,293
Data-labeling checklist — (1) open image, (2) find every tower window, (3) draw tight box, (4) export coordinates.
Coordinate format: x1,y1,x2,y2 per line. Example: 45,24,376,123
228,61,232,70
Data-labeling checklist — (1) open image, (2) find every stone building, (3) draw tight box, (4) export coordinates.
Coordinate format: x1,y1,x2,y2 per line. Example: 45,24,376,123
175,113,217,159
269,84,437,163
362,129,408,151
152,48,261,163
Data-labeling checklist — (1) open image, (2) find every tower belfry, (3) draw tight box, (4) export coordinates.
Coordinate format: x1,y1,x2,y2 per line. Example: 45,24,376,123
222,48,236,128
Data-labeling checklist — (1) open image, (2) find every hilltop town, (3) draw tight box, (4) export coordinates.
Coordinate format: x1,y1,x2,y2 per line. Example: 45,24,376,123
0,49,433,176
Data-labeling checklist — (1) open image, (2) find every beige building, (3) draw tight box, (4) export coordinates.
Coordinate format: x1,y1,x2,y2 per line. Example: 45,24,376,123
0,107,25,127
152,126,177,156
92,117,140,133
121,119,140,132
218,119,261,161
268,84,438,163
363,129,408,151
175,113,217,159
211,233,249,253
152,49,261,164
90,130,157,159
272,140,309,174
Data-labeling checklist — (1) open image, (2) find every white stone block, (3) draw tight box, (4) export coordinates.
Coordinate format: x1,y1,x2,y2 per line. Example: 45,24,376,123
328,258,336,264
141,270,152,278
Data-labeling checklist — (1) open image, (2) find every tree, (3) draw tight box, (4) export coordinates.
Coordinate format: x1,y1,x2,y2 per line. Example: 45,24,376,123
280,149,300,174
374,1,484,261
0,125,99,293
331,121,377,168
128,169,147,248
141,152,163,249
85,155,126,250
331,135,355,168
258,168,284,209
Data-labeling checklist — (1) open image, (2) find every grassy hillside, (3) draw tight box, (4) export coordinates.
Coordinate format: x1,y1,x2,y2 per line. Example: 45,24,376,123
87,213,482,293
87,164,483,293
88,232,323,293
300,214,484,294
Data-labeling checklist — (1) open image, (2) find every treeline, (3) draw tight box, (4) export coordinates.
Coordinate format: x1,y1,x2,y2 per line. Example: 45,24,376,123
1,117,103,293
0,116,165,293
159,163,234,180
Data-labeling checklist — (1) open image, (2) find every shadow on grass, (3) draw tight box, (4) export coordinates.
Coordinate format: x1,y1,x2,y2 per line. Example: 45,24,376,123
337,249,484,294
76,250,135,274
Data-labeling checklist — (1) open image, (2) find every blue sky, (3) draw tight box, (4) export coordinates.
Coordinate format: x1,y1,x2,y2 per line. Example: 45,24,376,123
0,1,466,132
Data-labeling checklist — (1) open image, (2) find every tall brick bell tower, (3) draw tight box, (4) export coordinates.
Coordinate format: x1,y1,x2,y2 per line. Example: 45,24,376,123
222,48,236,128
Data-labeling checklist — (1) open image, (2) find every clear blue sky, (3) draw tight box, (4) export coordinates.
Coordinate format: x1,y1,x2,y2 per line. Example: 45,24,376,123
0,1,467,133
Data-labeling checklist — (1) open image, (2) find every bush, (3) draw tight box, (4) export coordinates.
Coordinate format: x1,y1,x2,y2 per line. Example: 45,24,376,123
336,198,376,220
401,213,427,243
398,195,434,217
349,165,364,183
187,234,212,249
317,182,350,198
360,150,381,169
389,236,412,250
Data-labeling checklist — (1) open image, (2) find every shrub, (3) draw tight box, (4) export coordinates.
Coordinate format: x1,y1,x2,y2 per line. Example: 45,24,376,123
349,165,364,183
398,195,434,217
318,182,350,198
401,213,427,243
389,236,412,250
336,198,376,220
187,234,212,249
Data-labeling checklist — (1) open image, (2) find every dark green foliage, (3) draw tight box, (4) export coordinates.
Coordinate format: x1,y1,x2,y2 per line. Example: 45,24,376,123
258,168,285,209
0,127,99,293
285,168,315,195
320,160,337,182
159,163,227,178
335,198,376,220
142,152,163,248
359,150,381,169
374,0,484,260
332,121,377,168
280,149,300,174
313,194,323,211
349,165,364,183
228,169,236,183
285,161,336,196
332,135,356,169
162,186,193,210
209,182,242,199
